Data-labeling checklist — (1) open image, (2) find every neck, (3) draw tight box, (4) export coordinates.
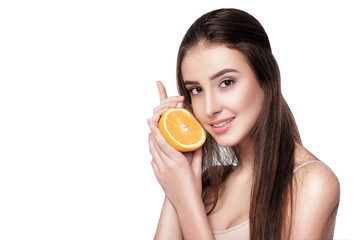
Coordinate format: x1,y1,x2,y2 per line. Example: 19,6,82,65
236,138,255,175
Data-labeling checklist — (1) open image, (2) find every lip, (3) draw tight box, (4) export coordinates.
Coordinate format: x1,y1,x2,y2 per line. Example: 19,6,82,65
210,117,235,126
210,117,235,134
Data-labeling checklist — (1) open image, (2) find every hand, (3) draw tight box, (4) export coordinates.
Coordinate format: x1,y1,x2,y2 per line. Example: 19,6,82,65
148,81,203,209
151,81,184,124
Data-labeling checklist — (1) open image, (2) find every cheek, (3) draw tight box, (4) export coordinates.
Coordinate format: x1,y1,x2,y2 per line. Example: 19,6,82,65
231,83,262,109
191,101,204,122
191,100,213,133
230,82,264,119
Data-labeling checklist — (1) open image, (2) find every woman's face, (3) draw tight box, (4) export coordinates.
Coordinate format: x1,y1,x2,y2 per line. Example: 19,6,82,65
181,45,264,147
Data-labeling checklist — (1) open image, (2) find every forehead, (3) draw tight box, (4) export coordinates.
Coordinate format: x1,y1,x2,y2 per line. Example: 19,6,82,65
181,45,251,80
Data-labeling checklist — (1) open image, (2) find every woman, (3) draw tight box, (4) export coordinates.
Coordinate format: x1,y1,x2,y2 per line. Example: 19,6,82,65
148,8,340,240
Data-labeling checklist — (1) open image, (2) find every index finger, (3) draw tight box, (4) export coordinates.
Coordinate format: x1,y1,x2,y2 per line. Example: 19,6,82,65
156,81,168,102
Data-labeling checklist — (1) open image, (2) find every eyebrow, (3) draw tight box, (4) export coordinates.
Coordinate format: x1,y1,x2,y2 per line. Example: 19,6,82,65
210,68,239,80
184,68,239,86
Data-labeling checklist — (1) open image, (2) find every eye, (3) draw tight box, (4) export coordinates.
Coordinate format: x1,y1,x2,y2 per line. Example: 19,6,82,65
219,79,234,88
189,87,203,95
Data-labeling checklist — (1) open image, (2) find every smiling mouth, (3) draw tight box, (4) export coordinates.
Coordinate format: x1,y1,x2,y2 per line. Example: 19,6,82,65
211,118,234,128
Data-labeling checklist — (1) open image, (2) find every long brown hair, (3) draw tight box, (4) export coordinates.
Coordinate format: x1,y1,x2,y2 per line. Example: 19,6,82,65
176,8,301,239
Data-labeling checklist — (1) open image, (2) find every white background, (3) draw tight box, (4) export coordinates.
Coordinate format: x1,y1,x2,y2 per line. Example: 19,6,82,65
1,0,359,239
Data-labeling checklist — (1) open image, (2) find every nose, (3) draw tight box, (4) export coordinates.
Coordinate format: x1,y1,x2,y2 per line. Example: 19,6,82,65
204,90,222,117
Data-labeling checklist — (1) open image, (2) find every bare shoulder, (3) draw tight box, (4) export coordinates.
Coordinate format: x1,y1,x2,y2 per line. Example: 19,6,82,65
294,161,340,205
293,144,340,203
291,158,340,238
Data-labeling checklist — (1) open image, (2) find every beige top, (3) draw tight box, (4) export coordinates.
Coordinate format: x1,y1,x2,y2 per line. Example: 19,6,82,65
213,219,250,240
212,160,320,240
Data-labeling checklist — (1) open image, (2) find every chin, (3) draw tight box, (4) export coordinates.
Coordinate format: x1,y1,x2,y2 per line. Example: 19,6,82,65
211,132,248,148
212,136,241,148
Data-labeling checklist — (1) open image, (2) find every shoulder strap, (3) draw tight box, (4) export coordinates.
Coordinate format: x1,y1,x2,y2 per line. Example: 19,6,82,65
293,160,321,173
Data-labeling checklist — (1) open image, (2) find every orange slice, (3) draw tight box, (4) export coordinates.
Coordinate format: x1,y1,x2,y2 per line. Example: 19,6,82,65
159,107,206,152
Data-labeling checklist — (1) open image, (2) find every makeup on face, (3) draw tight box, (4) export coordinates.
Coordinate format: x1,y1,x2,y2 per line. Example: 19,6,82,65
181,45,264,147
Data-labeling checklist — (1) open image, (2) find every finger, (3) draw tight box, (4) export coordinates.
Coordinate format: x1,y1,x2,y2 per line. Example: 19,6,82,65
191,147,203,177
157,81,168,102
183,151,194,164
148,118,182,161
151,158,163,185
151,158,160,176
153,96,184,114
152,96,185,122
150,124,175,162
148,131,164,170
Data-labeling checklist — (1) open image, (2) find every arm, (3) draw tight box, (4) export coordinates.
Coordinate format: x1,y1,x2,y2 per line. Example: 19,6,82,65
149,81,214,240
150,81,184,240
174,192,214,240
290,162,340,239
148,119,214,240
154,186,213,240
154,197,183,240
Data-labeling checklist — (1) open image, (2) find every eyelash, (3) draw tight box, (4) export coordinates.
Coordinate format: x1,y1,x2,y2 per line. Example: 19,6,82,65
188,87,202,95
220,79,234,88
187,79,235,96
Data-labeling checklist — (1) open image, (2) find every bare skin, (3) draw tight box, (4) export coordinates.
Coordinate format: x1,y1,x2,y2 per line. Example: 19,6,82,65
149,45,340,239
206,143,339,236
149,81,213,240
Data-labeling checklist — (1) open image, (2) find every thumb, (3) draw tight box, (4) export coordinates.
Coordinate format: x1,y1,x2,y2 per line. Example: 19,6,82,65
191,147,203,177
